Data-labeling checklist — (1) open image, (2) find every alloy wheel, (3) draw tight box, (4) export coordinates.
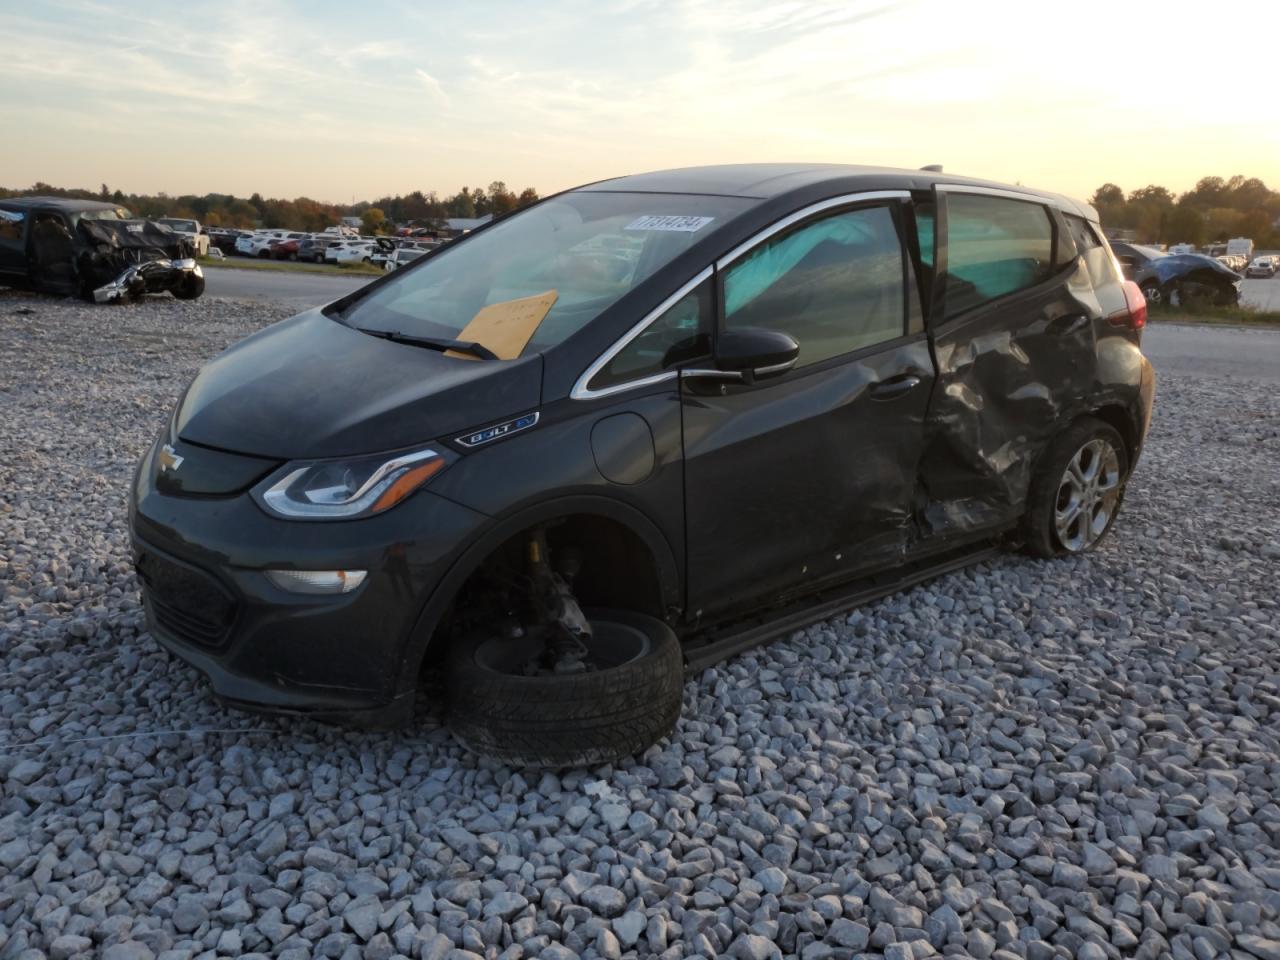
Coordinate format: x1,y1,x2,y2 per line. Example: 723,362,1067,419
1054,438,1122,552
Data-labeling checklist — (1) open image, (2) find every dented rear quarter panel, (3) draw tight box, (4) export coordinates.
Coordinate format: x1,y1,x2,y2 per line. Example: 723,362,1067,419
916,253,1139,539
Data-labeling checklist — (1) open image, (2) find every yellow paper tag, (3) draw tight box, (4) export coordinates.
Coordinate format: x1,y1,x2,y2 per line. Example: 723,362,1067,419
445,290,558,360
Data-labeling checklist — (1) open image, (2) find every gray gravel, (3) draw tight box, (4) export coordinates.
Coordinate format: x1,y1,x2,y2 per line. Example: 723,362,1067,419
2,289,1280,960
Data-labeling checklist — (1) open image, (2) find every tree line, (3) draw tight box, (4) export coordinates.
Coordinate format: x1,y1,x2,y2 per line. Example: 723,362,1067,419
0,180,541,233
1091,175,1279,247
7,173,1277,246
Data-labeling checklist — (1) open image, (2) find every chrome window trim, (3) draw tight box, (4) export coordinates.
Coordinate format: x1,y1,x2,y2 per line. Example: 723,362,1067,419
934,183,1058,209
715,190,911,271
570,266,713,400
571,189,913,402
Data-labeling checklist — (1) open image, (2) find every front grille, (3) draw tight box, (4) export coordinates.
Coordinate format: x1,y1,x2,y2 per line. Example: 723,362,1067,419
136,550,237,651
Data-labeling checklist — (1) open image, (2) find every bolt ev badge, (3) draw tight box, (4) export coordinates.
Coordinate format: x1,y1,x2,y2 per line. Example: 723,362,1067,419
158,443,184,472
457,412,540,448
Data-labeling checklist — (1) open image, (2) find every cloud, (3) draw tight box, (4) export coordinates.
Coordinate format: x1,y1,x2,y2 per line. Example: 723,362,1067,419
414,68,450,107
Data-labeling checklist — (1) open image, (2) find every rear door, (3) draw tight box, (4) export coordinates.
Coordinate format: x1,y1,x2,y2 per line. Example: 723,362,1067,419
681,196,935,620
915,186,1099,538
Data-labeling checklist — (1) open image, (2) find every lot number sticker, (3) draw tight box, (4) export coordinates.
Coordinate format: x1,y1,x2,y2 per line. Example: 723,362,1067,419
625,215,715,232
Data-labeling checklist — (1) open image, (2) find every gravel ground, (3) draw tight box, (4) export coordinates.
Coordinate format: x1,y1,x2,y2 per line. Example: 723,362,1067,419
1,290,1279,960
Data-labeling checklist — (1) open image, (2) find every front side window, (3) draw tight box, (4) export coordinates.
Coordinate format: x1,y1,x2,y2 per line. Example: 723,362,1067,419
339,192,752,354
588,281,711,392
0,209,24,246
943,194,1053,318
723,205,906,367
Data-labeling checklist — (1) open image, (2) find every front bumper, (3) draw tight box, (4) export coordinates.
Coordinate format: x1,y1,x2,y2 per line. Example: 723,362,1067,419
129,437,489,725
95,258,202,303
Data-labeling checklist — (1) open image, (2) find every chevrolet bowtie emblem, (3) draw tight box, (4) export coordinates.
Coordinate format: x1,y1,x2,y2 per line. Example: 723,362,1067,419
158,443,184,473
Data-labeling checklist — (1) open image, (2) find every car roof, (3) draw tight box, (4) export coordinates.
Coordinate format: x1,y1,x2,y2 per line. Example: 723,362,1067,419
0,195,128,213
579,163,1098,220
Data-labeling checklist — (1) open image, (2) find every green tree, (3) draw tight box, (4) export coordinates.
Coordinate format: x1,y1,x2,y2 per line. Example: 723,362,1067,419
361,207,387,234
1166,205,1205,246
488,180,519,215
517,187,539,208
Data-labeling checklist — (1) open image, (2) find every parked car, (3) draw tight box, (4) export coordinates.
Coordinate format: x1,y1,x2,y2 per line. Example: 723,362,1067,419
384,246,429,271
154,218,210,257
1246,256,1278,278
297,237,335,263
207,229,247,255
269,238,301,261
0,196,204,302
236,230,300,258
325,240,378,264
1110,241,1241,305
130,164,1154,766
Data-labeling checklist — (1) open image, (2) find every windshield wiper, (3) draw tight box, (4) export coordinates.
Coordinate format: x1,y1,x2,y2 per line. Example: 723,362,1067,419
356,328,498,361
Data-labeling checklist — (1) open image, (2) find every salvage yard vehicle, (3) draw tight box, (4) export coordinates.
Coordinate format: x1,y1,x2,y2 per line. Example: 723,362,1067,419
1110,240,1241,305
154,217,209,257
383,245,429,271
130,163,1155,766
1246,256,1277,278
0,197,204,302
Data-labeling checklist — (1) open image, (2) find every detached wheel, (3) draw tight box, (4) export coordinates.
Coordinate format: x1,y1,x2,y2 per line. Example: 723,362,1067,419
1024,418,1128,557
447,608,684,768
171,273,205,301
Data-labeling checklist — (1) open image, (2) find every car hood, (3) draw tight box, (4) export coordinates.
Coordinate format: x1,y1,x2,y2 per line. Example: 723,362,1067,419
175,309,543,458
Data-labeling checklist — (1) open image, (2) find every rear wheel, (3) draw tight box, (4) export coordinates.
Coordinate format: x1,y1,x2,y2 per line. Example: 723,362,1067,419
447,608,684,768
1024,418,1128,557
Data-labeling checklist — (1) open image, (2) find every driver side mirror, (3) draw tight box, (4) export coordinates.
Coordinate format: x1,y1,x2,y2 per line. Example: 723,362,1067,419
714,328,800,381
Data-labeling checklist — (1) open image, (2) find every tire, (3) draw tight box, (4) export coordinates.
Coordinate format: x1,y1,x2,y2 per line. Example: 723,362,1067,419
1138,279,1167,306
171,273,205,301
314,255,324,264
447,608,684,768
1023,417,1129,558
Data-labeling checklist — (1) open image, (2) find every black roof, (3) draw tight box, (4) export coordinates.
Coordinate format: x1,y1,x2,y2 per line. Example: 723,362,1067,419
0,196,130,213
582,163,1095,219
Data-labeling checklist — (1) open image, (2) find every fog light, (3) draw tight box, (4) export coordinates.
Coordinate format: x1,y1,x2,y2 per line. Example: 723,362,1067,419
265,569,367,594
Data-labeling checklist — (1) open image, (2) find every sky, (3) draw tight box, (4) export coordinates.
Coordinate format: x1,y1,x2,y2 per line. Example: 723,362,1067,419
2,0,1278,205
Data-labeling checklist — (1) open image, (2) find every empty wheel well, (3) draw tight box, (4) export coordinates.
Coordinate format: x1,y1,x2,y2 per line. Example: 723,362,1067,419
1088,405,1136,469
418,513,665,676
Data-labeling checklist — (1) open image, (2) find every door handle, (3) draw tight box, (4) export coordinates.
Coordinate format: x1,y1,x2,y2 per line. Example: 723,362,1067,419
869,374,922,401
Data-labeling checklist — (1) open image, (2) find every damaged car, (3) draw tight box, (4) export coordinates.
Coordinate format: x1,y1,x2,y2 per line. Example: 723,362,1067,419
0,197,204,303
131,164,1155,767
1110,240,1241,306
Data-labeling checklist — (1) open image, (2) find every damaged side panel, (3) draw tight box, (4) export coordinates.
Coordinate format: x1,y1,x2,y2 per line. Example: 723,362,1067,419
916,190,1101,538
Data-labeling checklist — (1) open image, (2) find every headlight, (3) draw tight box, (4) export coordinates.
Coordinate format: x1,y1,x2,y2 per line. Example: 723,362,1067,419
254,446,450,520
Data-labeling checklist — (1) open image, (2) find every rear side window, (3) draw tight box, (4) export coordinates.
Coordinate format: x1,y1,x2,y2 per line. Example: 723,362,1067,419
723,205,906,367
0,209,24,246
588,280,712,391
1066,215,1101,251
1068,215,1121,288
943,194,1053,318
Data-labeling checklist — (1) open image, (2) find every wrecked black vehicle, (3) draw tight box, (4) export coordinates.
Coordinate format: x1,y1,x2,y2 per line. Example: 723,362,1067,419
130,164,1155,767
0,197,204,303
1110,241,1240,307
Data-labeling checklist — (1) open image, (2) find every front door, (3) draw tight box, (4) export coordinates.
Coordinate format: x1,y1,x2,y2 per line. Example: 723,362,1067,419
0,207,27,284
682,199,935,621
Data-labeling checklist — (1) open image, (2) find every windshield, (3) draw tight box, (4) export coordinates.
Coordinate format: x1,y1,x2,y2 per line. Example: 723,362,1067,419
339,191,751,353
77,207,133,221
158,218,196,231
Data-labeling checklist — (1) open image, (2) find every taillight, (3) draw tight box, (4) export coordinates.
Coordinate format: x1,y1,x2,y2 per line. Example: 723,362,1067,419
1108,280,1147,332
